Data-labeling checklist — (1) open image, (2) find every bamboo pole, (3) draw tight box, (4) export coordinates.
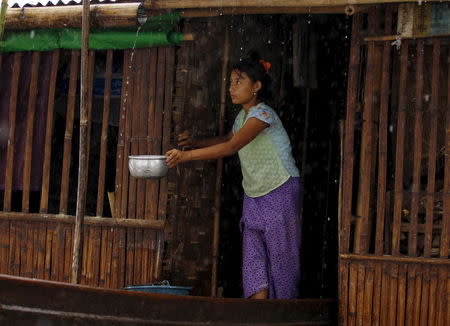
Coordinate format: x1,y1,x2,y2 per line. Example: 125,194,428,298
144,0,445,9
3,52,21,212
40,50,60,213
409,39,424,257
0,0,7,41
71,0,91,284
340,13,362,254
211,28,229,297
354,9,378,254
392,41,409,256
426,40,440,258
60,50,80,214
22,52,41,213
374,5,392,256
3,2,373,30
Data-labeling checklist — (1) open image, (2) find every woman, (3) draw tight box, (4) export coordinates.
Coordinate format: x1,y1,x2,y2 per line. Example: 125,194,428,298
165,55,301,299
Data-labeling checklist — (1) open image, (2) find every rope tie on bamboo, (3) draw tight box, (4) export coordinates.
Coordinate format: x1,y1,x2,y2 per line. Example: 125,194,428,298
391,36,402,50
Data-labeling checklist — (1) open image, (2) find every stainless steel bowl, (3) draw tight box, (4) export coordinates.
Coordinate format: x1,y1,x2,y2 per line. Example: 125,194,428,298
128,155,168,178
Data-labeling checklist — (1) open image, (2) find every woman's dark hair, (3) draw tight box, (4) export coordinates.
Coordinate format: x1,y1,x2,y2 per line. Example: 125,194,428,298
231,51,272,101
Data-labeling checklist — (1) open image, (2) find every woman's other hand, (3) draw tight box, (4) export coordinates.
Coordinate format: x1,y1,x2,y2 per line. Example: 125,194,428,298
166,149,188,168
178,131,193,148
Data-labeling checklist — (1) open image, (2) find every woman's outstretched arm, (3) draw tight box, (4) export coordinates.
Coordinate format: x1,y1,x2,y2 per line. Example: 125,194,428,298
166,118,267,167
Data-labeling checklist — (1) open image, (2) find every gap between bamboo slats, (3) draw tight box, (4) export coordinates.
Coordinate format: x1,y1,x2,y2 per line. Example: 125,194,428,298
60,50,80,214
425,40,440,259
40,51,60,213
340,13,362,254
374,5,393,256
120,50,134,221
409,39,425,257
144,48,158,221
439,41,449,259
114,50,130,219
3,52,21,212
392,41,409,256
354,9,378,255
96,50,113,217
22,51,41,213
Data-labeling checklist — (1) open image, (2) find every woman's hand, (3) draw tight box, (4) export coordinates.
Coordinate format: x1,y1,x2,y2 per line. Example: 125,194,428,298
178,131,193,149
165,149,188,168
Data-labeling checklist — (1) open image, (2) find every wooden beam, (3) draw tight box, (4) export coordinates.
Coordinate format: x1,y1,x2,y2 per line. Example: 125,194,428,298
71,0,91,285
0,212,165,229
341,254,450,266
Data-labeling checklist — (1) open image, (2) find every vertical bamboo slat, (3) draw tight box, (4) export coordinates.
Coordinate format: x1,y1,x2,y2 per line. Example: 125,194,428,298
371,263,382,326
409,39,425,257
425,40,439,258
436,267,448,325
440,42,450,258
4,52,21,212
412,265,423,326
419,265,431,326
396,264,407,326
96,50,113,217
428,265,439,325
380,263,390,326
362,262,374,325
338,259,349,326
392,42,409,256
340,13,362,254
348,262,358,326
22,51,41,213
44,223,53,279
40,50,60,213
374,6,392,256
354,9,378,255
405,264,417,325
355,263,366,326
387,263,399,325
59,50,79,214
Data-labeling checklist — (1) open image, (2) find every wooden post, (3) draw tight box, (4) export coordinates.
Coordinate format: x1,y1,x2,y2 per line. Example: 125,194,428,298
211,29,229,297
340,13,361,254
71,0,91,284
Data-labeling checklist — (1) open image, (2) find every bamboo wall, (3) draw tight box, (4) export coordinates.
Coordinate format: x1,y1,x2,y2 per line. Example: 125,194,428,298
0,37,217,295
340,4,449,325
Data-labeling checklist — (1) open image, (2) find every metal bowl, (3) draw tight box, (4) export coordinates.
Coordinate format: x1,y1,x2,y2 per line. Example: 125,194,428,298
128,155,168,178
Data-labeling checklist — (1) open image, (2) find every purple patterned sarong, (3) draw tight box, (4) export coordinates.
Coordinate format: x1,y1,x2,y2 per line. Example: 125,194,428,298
241,177,301,299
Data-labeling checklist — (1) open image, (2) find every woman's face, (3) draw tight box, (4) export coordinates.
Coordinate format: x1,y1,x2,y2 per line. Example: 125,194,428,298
228,70,261,106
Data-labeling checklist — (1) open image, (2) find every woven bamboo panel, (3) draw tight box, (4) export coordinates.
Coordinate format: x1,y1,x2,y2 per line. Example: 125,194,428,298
339,255,449,326
340,5,450,259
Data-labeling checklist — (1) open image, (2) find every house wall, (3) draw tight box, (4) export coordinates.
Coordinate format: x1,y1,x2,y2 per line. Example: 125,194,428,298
340,4,449,325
